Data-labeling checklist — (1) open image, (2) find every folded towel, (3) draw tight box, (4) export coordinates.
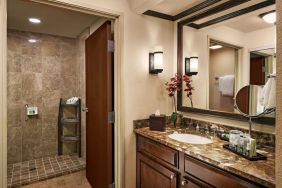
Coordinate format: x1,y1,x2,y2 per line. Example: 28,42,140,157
219,75,234,96
66,97,79,104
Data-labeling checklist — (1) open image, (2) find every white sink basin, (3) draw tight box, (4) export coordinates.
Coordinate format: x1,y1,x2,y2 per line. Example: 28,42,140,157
168,133,213,145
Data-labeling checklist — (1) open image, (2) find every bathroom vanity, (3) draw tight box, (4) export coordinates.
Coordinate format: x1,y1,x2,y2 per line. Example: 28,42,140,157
135,127,275,188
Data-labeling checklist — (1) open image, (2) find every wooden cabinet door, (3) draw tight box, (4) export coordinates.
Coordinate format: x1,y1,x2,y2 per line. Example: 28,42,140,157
137,153,177,188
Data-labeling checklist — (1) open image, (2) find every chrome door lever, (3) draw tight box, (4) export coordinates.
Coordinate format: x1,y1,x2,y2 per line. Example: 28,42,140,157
82,107,88,112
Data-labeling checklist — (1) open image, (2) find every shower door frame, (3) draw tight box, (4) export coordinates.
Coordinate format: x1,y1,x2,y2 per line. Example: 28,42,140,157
0,1,124,187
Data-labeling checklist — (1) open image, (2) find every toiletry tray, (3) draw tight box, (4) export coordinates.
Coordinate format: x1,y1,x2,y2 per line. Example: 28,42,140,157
223,144,267,161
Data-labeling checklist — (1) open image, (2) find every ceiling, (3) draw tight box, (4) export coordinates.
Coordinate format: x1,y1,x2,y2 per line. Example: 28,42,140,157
251,48,275,56
8,0,101,38
191,2,275,33
192,0,266,24
224,6,275,33
150,0,205,15
142,0,276,32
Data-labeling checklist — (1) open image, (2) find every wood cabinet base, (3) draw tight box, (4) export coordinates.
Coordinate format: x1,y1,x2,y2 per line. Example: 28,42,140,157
136,135,267,188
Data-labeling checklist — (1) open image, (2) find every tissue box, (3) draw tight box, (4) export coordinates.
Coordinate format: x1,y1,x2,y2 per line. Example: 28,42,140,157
149,114,166,132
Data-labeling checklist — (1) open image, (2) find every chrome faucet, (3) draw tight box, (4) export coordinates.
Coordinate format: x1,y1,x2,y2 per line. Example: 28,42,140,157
210,124,219,138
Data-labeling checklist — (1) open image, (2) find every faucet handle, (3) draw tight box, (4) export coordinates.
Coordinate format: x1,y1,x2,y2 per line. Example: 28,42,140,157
211,124,219,130
203,124,209,134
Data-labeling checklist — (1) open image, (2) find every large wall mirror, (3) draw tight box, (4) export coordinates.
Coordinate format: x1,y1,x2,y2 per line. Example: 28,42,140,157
177,2,276,125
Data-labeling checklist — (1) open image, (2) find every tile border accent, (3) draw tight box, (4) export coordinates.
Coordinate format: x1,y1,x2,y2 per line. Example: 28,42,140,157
7,155,85,187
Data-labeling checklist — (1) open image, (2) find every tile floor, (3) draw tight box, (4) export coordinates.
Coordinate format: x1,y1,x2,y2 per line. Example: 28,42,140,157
22,170,91,188
8,155,86,188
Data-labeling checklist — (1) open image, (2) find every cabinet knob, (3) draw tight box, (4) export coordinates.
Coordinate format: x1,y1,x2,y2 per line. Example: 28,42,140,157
181,180,188,185
170,174,175,180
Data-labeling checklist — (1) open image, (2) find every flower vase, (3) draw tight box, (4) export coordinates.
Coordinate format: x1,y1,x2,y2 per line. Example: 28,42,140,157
175,113,183,127
171,112,183,128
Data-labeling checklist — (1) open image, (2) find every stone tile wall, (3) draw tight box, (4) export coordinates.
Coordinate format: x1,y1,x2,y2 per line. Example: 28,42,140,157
7,29,80,164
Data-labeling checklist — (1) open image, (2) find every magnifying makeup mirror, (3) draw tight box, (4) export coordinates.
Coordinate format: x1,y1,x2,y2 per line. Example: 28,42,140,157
234,85,276,135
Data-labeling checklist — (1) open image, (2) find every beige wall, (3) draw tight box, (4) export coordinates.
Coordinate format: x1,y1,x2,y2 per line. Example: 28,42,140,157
121,12,174,188
276,1,282,187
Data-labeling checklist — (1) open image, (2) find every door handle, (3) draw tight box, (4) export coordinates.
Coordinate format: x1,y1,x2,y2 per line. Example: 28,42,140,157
82,107,88,112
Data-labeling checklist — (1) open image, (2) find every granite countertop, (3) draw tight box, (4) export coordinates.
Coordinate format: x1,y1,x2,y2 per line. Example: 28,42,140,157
134,127,275,188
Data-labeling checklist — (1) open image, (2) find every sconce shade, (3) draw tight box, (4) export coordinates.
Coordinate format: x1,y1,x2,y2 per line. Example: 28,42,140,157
185,57,198,76
149,51,163,74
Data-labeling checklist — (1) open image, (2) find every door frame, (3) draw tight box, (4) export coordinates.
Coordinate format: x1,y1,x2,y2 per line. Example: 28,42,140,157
0,0,124,188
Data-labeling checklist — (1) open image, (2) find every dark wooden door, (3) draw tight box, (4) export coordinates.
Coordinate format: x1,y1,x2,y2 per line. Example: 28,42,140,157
137,153,177,188
85,21,114,188
250,57,265,85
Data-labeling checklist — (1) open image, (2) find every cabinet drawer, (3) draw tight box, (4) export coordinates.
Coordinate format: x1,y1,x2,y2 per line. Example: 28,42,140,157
184,155,261,188
137,136,178,167
183,174,212,188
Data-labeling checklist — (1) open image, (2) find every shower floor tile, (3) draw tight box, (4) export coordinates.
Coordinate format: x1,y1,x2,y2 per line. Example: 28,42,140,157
7,155,85,188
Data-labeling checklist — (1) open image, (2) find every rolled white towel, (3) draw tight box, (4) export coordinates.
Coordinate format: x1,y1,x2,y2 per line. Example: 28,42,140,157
219,75,234,96
261,78,273,107
267,78,276,109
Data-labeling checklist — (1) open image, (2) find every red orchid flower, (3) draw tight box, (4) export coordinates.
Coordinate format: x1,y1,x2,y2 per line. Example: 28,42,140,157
165,74,182,97
182,75,194,98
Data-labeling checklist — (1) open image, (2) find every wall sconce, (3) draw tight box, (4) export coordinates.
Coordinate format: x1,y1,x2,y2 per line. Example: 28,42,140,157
185,57,198,76
149,47,163,74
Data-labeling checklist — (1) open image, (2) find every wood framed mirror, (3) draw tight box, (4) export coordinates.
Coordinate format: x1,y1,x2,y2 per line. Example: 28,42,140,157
176,2,276,125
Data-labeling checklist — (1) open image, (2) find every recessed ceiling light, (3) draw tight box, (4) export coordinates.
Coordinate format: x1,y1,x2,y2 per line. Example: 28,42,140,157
28,18,41,24
28,39,37,43
261,11,276,24
209,45,223,50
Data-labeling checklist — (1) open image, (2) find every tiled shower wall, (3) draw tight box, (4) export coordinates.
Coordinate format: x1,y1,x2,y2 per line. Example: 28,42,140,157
7,29,81,164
